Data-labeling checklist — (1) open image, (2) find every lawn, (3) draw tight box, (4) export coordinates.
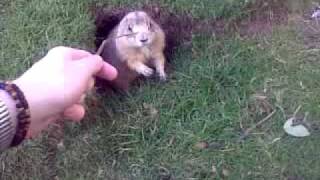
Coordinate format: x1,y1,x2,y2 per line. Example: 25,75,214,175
0,0,320,179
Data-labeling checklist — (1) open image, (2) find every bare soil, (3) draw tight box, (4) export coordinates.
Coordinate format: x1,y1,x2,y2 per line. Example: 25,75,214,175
91,0,291,93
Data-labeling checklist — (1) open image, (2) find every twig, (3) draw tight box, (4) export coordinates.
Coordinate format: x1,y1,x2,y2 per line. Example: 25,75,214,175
95,39,108,55
293,105,302,117
95,32,138,55
239,110,276,141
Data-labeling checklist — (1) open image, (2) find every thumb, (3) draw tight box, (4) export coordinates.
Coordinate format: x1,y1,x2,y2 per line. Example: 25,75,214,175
63,104,85,122
75,55,117,81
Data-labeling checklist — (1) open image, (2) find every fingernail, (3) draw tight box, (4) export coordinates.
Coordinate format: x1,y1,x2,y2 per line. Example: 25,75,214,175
92,54,103,61
100,62,118,81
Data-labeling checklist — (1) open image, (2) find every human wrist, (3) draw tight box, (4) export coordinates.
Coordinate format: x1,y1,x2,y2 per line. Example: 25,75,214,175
0,90,18,133
13,78,65,138
0,82,31,145
13,78,52,123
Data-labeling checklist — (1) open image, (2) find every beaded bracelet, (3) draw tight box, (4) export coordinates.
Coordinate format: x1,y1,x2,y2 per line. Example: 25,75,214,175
0,82,31,147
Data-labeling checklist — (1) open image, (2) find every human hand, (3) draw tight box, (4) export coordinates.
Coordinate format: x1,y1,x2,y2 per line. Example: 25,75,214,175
13,46,117,138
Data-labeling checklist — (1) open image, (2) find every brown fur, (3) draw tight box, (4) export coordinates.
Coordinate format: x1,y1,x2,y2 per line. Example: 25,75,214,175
97,11,166,93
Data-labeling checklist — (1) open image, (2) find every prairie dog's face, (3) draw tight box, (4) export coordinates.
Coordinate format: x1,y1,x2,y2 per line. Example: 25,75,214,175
119,11,156,47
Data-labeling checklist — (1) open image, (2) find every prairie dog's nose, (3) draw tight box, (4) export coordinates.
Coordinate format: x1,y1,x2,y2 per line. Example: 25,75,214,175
140,33,148,43
140,38,148,43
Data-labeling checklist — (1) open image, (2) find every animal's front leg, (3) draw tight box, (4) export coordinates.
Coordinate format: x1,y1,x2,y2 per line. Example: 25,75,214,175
152,52,167,81
127,58,154,77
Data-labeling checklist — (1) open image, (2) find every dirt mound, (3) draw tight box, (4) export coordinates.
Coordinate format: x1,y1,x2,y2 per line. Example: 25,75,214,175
237,0,289,36
206,0,289,37
294,15,320,49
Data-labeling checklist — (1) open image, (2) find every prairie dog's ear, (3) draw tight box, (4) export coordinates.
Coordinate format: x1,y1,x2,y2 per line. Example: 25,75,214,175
118,16,130,34
123,18,129,29
122,17,129,27
149,19,159,32
125,17,131,24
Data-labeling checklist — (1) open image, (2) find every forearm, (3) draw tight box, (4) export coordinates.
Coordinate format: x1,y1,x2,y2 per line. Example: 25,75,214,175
0,90,18,151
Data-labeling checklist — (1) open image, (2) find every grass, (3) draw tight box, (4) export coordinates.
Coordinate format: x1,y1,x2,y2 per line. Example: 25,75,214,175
0,0,93,78
1,0,320,179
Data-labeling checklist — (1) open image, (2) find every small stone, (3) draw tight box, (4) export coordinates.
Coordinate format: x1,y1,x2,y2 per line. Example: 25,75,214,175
211,164,217,175
150,107,158,116
57,141,65,150
194,141,209,150
222,168,230,177
263,2,269,7
312,8,320,19
154,7,160,14
283,117,311,137
143,103,158,117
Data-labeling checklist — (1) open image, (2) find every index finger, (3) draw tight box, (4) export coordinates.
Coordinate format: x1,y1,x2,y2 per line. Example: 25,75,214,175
75,55,118,81
47,46,92,60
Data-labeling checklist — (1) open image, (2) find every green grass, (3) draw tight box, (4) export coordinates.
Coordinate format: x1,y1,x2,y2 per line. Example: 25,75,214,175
1,0,320,179
0,0,94,78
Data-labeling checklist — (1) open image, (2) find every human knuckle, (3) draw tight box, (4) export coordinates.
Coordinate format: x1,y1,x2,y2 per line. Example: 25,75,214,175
48,46,68,55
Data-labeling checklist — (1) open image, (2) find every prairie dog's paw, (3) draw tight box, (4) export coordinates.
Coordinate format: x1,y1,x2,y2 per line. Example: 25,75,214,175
136,64,154,77
159,71,167,81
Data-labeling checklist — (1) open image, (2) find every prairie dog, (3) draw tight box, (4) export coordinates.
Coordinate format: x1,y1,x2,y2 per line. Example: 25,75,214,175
99,11,166,91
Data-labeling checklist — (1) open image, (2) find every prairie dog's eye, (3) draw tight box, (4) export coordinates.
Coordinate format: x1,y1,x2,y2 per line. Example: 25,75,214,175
148,22,153,30
128,25,133,32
